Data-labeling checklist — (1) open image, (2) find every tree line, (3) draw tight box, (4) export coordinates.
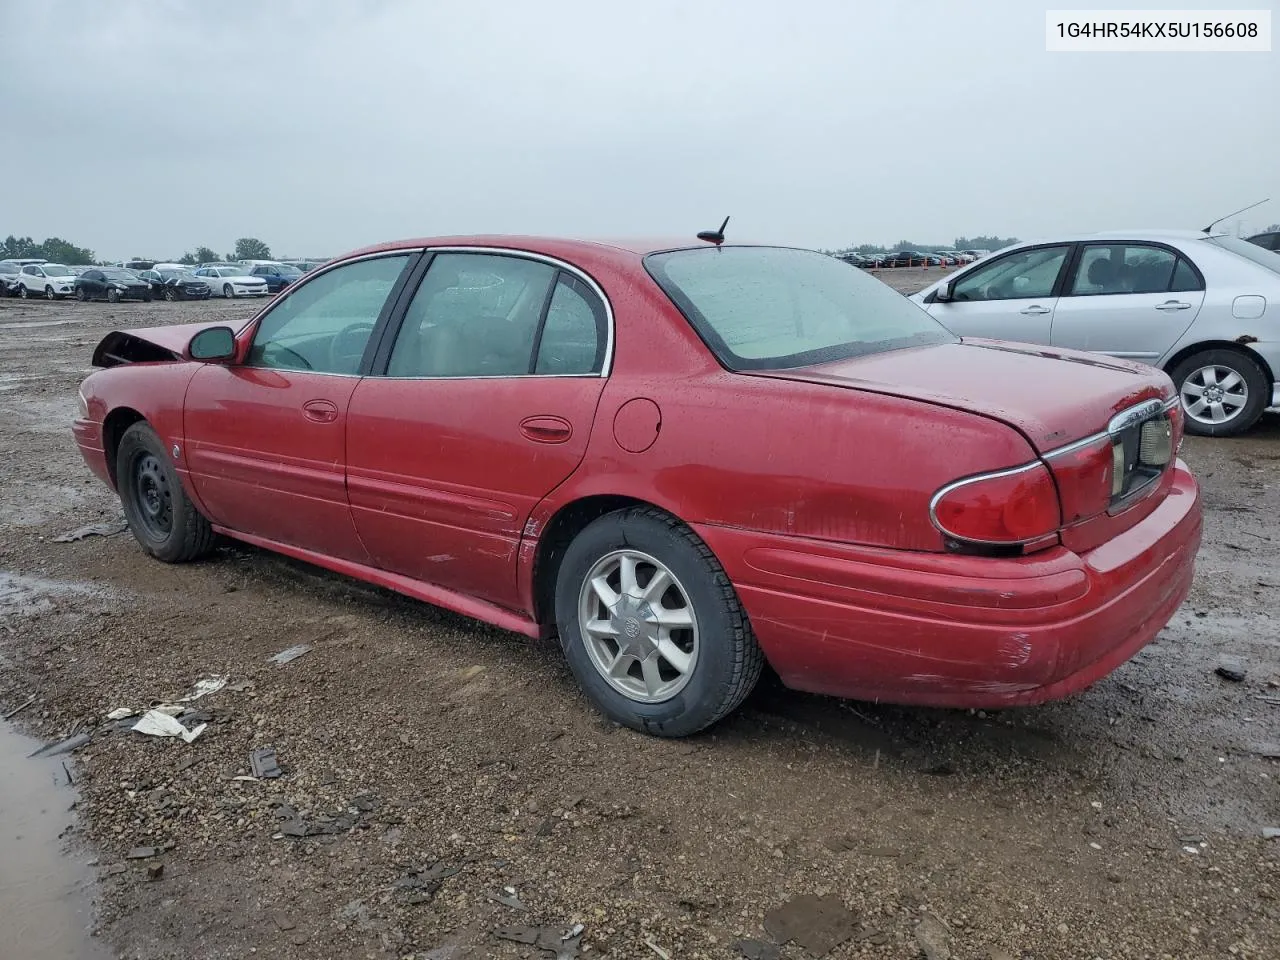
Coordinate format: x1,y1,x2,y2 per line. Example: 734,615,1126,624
1,235,275,265
833,236,1022,256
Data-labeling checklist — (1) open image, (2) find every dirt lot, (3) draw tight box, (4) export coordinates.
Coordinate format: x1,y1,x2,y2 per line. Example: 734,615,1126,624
1,269,1278,960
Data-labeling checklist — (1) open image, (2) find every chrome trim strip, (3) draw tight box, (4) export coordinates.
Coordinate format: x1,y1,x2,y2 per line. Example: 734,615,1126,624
1041,396,1178,461
928,461,1048,546
1270,383,1280,409
1107,397,1166,436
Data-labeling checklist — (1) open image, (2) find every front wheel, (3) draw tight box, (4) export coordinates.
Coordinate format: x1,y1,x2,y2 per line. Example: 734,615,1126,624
107,288,120,303
1171,349,1269,437
75,288,86,302
116,422,216,563
18,285,29,299
554,507,762,737
45,285,57,300
164,287,176,301
223,284,234,298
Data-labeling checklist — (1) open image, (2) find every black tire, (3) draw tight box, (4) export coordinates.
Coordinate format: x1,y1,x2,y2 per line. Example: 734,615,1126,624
75,288,86,302
164,286,176,302
142,292,152,302
44,285,56,300
107,288,120,303
223,284,234,298
18,284,29,299
554,507,763,737
116,422,216,563
1170,348,1269,438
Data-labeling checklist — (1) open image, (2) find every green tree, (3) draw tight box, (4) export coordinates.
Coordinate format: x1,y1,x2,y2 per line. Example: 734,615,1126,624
954,235,1019,251
39,238,96,263
1265,223,1280,232
186,246,219,264
1,235,38,259
233,237,272,261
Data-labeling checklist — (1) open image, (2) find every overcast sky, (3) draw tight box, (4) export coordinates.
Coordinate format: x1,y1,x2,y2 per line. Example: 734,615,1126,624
1,0,1275,259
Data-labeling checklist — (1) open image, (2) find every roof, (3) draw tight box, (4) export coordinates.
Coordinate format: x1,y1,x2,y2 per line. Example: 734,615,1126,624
338,234,734,262
1014,229,1229,246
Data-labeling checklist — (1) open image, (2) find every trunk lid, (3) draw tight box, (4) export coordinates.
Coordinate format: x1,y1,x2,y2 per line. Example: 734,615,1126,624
748,338,1175,453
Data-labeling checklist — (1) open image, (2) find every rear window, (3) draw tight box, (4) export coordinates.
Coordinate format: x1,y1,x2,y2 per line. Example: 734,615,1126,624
1204,235,1280,276
645,246,955,370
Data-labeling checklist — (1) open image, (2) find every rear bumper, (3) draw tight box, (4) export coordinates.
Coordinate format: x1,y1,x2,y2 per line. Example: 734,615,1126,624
695,461,1201,708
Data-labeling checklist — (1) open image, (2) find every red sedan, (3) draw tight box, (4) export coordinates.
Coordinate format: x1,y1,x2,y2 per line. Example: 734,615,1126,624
72,233,1202,736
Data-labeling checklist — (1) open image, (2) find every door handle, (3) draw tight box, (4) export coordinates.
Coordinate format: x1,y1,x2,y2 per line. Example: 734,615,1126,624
1019,305,1051,315
302,399,339,423
1155,300,1191,311
520,416,572,444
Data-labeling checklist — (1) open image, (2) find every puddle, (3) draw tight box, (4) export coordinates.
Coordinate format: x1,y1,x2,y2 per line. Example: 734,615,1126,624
0,573,97,618
0,720,109,959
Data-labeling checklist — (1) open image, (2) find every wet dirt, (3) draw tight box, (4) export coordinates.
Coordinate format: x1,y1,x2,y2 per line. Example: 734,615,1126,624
0,284,1278,959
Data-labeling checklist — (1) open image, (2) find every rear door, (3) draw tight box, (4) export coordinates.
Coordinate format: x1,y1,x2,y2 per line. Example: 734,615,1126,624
346,250,610,609
924,244,1072,344
183,252,417,561
1049,242,1205,361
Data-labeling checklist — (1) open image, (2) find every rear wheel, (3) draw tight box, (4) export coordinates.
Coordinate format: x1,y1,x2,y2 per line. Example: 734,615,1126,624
1171,348,1268,437
116,422,215,563
554,507,762,737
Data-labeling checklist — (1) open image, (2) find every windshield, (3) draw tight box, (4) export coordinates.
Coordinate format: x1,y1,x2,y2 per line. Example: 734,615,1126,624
160,269,195,280
277,265,302,277
1204,235,1280,276
644,246,955,370
100,269,136,280
42,264,71,276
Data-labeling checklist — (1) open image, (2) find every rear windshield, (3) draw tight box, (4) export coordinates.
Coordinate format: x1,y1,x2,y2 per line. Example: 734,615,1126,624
1204,235,1280,276
644,246,955,370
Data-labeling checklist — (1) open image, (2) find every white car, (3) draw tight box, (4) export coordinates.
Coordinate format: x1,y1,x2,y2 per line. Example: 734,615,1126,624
910,230,1280,436
15,262,77,300
192,265,270,298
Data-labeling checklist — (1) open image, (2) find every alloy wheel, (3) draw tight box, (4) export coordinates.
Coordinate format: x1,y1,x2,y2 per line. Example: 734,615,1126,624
1181,364,1248,426
577,549,699,703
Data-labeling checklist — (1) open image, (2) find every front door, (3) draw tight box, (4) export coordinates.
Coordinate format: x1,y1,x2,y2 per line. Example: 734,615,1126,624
1049,242,1205,361
183,252,416,561
925,244,1072,345
346,251,611,609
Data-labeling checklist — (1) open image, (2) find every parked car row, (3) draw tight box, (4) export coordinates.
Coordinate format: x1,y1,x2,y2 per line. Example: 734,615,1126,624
0,257,322,301
837,249,988,269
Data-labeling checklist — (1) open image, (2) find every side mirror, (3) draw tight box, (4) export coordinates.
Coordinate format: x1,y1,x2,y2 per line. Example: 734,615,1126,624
934,280,955,303
189,326,236,362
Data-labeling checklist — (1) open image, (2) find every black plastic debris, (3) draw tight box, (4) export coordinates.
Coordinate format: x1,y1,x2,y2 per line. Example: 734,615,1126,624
249,747,283,779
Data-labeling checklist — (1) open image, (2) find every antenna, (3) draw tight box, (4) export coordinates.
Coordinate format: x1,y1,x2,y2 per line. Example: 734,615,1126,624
697,216,730,245
1203,199,1269,234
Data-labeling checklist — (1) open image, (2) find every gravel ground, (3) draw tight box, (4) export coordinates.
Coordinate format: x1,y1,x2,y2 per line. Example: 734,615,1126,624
1,270,1278,960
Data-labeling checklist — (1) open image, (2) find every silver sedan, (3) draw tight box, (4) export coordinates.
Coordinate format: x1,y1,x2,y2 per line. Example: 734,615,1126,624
910,230,1280,436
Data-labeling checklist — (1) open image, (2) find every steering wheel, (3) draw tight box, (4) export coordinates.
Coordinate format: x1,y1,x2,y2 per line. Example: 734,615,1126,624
330,322,374,372
260,342,313,370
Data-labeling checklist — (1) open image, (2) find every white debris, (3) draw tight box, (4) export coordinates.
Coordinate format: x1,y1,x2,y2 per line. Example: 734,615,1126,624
269,644,313,666
131,709,206,744
105,707,136,721
178,676,228,702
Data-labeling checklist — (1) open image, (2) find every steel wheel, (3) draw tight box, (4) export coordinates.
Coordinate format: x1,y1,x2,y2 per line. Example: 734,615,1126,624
577,549,699,704
1181,364,1248,427
130,452,174,540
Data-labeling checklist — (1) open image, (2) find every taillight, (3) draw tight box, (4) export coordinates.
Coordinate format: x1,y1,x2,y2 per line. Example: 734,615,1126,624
1046,436,1114,525
931,463,1061,545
